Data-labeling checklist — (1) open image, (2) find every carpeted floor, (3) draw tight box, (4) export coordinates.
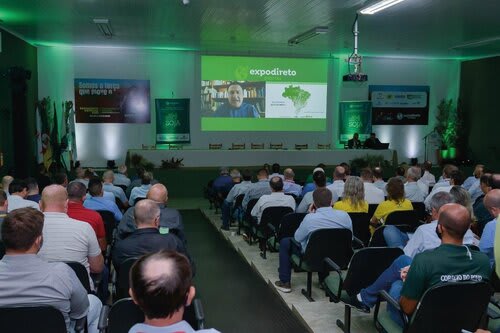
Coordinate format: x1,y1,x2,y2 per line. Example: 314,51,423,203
181,209,310,333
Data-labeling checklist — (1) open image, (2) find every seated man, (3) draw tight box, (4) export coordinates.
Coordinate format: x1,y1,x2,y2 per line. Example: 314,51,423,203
7,179,40,212
112,199,187,272
353,203,490,327
53,171,69,187
275,188,352,293
268,163,285,181
479,189,500,267
84,178,123,223
404,166,426,202
363,132,381,149
241,168,271,211
129,251,219,333
73,167,89,188
113,164,131,188
282,168,302,197
117,184,185,244
474,173,494,234
372,167,387,194
220,169,253,230
326,165,346,199
130,171,154,206
296,170,334,213
0,208,102,333
432,164,458,190
25,177,41,203
361,168,385,205
67,181,107,251
39,185,104,283
424,169,464,210
251,177,296,224
420,161,436,187
347,133,362,149
102,170,129,208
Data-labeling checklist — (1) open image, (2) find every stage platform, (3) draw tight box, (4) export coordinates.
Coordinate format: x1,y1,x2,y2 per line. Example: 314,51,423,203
128,148,395,167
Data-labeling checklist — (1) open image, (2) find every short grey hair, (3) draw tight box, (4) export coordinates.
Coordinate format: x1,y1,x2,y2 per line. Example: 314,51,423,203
134,199,160,226
429,192,453,212
406,167,421,181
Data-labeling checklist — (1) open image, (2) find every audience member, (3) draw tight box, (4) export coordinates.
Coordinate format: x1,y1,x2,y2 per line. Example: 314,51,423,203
433,164,459,190
347,133,361,149
450,185,474,217
229,168,242,184
303,165,332,195
334,176,368,213
363,132,381,149
67,181,107,251
463,164,484,190
275,188,352,293
474,173,494,234
211,167,233,196
53,171,69,187
128,251,219,333
1,175,13,196
127,168,158,197
251,177,296,223
340,162,351,177
0,190,7,233
282,168,302,197
112,199,187,271
242,168,271,210
360,168,385,204
479,189,500,267
117,184,185,244
130,171,154,206
404,167,426,202
73,167,89,188
84,178,123,223
395,166,406,182
420,161,436,187
467,165,486,203
326,165,346,199
424,169,464,210
371,177,413,230
7,179,40,212
296,170,333,213
25,177,41,203
221,169,252,230
102,170,129,207
372,167,387,194
113,164,131,187
353,203,490,327
0,208,101,332
268,163,284,181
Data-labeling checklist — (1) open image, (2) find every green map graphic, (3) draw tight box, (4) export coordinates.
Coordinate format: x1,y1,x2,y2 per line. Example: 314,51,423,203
282,85,311,116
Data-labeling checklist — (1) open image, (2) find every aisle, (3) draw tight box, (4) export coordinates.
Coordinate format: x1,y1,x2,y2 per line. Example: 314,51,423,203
181,210,310,333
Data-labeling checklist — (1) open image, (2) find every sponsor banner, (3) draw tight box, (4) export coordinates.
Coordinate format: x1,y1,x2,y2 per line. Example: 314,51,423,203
75,78,150,123
338,101,372,143
369,85,429,125
155,99,190,144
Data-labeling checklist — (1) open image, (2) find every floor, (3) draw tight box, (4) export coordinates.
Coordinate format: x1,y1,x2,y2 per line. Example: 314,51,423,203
172,197,377,333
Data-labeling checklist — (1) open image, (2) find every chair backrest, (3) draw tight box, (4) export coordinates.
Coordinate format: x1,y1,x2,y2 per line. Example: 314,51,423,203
368,204,378,218
348,212,371,246
303,228,353,271
65,261,92,293
295,144,308,150
208,143,222,150
97,210,116,245
115,196,126,211
342,247,403,296
0,306,67,333
245,198,259,220
116,184,128,192
278,213,307,240
408,281,492,333
231,143,245,150
0,240,4,260
384,209,419,232
233,194,245,209
411,201,427,221
251,143,264,149
260,206,294,230
269,143,283,149
116,257,139,300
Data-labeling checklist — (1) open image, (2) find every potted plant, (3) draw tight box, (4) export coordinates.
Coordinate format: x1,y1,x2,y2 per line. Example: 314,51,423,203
434,99,462,160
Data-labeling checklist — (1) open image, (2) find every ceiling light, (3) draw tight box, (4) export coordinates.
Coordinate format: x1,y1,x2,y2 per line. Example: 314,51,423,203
288,26,328,46
451,36,500,49
359,0,406,15
93,18,113,38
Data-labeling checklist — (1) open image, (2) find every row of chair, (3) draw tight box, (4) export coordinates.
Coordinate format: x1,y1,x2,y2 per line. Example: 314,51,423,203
209,143,332,150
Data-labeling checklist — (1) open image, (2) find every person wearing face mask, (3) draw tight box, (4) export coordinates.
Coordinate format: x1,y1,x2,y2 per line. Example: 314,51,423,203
213,82,260,118
348,203,490,327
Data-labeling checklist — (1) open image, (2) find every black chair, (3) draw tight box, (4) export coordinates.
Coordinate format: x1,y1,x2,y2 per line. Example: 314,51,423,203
374,281,492,333
0,306,85,333
116,185,128,192
411,201,427,222
114,257,138,301
348,212,371,247
324,247,404,333
368,204,378,218
66,261,92,294
114,197,126,212
96,210,116,246
369,210,420,247
241,198,259,244
290,228,354,301
232,194,245,233
253,206,294,259
268,212,307,252
98,298,205,333
0,240,5,259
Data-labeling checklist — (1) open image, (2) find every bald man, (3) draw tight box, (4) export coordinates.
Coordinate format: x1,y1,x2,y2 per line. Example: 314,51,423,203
117,183,184,242
353,203,490,326
479,189,500,266
326,165,346,199
38,185,104,283
102,170,129,207
112,199,187,271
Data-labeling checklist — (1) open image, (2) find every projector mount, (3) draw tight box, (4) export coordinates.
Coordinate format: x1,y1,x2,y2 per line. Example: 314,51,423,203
343,14,368,82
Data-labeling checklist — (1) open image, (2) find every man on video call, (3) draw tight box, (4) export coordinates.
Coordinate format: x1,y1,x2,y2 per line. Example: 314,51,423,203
214,82,260,118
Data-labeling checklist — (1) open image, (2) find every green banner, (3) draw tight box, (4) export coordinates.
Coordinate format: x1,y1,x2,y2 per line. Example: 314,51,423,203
155,99,190,143
201,56,328,83
338,101,372,143
202,118,325,131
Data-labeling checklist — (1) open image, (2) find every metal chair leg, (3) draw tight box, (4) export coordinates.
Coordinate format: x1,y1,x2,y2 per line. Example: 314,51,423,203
301,272,314,302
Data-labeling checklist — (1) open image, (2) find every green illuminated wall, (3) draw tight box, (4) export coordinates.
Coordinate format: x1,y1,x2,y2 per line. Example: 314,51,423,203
0,28,38,176
460,56,500,170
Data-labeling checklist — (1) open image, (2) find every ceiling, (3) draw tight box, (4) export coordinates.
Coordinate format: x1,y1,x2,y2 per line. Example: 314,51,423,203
1,0,500,59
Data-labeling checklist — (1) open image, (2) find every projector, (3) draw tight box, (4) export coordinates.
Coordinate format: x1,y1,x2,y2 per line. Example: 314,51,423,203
343,73,368,82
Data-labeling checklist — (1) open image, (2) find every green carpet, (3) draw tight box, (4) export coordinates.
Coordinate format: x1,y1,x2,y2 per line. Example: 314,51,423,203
182,209,310,333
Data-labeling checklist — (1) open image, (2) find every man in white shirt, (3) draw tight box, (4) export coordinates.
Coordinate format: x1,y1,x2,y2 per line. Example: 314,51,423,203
360,168,384,204
251,177,296,224
424,169,464,210
7,179,40,212
404,167,426,202
433,164,458,190
373,167,387,195
221,169,253,230
326,165,346,199
420,161,436,187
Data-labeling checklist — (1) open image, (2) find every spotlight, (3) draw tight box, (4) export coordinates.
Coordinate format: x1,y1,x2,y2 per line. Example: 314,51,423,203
107,160,116,169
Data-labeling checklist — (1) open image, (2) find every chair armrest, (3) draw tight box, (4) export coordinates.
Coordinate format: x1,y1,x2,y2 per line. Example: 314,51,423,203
324,257,342,274
377,290,409,327
352,236,365,249
74,316,87,333
193,299,205,330
97,305,110,332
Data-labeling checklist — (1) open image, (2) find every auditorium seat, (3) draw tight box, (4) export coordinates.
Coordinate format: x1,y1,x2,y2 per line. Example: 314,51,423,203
0,306,84,333
208,143,222,150
295,144,308,150
251,143,264,149
231,143,245,150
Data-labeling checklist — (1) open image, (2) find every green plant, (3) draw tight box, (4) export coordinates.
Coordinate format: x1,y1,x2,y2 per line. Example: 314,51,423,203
161,157,184,169
434,99,462,149
129,153,155,170
350,154,390,175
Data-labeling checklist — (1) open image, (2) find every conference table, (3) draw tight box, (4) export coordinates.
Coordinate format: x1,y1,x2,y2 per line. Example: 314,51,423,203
128,148,394,168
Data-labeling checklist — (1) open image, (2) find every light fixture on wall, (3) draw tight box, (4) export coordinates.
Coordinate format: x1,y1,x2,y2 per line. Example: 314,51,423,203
93,18,113,38
359,0,406,15
451,36,500,49
288,26,328,46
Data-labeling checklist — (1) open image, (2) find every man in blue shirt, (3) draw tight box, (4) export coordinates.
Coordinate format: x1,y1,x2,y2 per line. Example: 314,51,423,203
214,83,260,118
84,178,123,223
479,189,500,266
275,188,352,293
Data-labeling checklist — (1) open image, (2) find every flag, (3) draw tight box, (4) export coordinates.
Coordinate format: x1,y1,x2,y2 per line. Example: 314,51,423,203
35,105,43,164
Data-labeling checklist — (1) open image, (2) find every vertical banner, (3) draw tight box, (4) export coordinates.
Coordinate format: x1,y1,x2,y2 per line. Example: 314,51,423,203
369,85,430,125
338,101,372,143
155,99,190,144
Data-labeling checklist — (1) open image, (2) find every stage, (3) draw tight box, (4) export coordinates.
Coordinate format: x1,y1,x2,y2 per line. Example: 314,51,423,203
128,148,395,167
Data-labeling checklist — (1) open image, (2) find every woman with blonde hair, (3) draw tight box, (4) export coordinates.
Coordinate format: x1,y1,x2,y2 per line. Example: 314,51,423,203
370,177,413,228
334,176,368,213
